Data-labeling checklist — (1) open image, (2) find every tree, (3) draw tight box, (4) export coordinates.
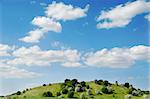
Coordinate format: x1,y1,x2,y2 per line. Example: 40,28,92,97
124,82,130,88
80,81,86,87
61,88,68,94
43,84,46,86
56,92,61,96
86,85,90,89
103,80,109,86
65,79,71,83
101,86,108,94
67,91,74,98
16,91,21,95
115,81,118,86
43,91,53,97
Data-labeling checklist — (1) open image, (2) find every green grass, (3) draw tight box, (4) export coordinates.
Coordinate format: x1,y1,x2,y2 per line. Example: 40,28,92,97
2,81,149,99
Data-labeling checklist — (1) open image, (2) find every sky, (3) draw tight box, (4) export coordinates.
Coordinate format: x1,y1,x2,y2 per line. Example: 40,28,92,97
0,0,150,95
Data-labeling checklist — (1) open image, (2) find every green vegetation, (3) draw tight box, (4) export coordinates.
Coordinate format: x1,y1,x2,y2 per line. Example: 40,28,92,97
2,79,150,99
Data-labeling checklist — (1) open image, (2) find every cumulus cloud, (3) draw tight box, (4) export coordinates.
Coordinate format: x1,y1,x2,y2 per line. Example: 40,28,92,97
84,45,150,68
45,1,89,21
32,16,62,32
145,13,150,21
97,0,150,29
20,2,89,43
19,16,62,43
7,45,81,67
19,29,45,43
0,60,39,78
0,44,14,56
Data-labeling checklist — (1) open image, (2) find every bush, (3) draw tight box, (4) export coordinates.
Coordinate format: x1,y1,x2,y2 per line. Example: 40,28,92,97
80,81,86,87
65,79,71,83
115,81,118,86
103,80,109,86
101,86,108,94
86,85,90,89
61,88,68,94
67,91,74,98
124,82,130,88
43,84,46,86
43,91,53,97
97,80,103,85
16,91,21,95
22,90,26,93
56,92,61,96
71,79,78,86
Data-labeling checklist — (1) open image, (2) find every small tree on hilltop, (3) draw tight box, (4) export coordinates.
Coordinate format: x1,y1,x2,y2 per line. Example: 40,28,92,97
16,91,21,95
80,81,86,87
124,82,130,88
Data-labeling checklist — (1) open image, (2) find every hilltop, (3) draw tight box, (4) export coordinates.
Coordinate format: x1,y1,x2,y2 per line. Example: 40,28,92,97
1,79,150,99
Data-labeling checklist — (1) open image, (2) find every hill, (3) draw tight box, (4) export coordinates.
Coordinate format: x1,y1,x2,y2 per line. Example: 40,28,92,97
1,79,150,99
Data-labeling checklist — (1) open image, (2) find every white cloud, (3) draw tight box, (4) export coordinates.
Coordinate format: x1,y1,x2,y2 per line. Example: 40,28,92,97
0,44,14,56
7,45,81,67
19,2,89,43
0,60,39,78
19,16,62,43
45,1,89,21
145,13,150,21
19,29,45,43
97,0,150,29
84,45,150,68
32,16,62,32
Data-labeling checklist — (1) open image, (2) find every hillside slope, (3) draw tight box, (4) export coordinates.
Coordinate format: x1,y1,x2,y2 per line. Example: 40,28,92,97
2,79,150,99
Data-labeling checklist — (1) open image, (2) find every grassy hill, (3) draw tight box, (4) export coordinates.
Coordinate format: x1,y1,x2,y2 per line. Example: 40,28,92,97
1,79,150,99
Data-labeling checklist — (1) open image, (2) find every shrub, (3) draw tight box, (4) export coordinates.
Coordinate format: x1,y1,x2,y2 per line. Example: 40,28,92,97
124,82,130,88
16,91,21,95
75,86,82,92
43,84,46,86
115,81,118,86
61,88,68,94
67,91,74,98
43,91,53,97
71,79,78,86
86,85,90,89
56,92,61,96
101,86,108,94
87,89,93,95
65,79,71,83
94,79,98,84
80,81,86,87
97,80,103,85
103,80,109,86
22,90,26,93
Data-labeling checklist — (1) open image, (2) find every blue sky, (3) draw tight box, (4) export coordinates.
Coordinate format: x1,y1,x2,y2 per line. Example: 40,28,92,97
0,0,150,95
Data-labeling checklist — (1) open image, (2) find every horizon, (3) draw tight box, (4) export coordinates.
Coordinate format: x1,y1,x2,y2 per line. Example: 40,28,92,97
0,0,150,96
